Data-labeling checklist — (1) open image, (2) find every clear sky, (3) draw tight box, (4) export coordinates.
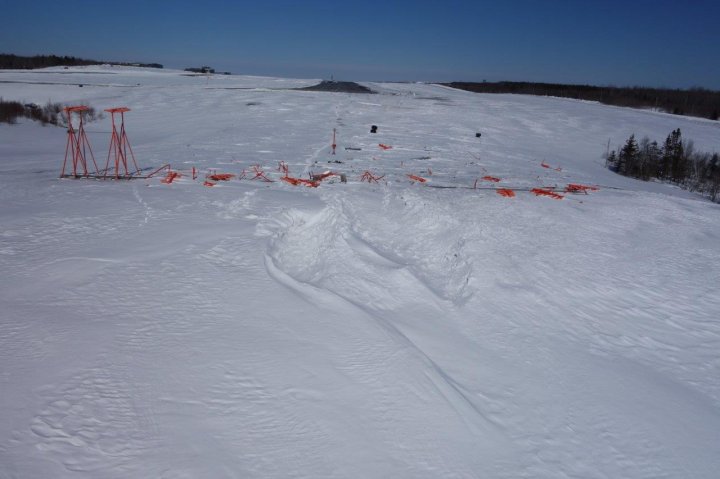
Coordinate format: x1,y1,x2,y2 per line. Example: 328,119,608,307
1,0,718,89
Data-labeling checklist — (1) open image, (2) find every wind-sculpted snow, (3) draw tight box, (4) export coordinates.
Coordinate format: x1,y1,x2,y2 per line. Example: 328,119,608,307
1,67,720,478
267,194,473,309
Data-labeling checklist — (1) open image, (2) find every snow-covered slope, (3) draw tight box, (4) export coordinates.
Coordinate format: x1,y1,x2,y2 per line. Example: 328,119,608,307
1,67,719,478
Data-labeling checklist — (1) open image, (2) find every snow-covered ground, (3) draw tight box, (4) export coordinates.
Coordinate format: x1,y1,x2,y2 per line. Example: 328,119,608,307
1,66,719,478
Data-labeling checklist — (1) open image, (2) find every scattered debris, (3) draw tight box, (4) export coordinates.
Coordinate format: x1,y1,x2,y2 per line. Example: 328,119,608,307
379,144,392,150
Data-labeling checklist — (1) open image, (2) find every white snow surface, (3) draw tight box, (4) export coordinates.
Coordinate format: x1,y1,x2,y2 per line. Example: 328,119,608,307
1,67,720,478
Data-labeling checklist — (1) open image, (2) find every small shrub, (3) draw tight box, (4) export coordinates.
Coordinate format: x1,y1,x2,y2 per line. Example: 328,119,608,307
0,97,25,124
0,99,100,126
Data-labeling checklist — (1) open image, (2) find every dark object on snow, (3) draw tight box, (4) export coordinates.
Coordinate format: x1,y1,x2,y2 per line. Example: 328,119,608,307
78,84,83,87
345,147,362,151
476,132,481,137
370,125,378,134
297,81,375,94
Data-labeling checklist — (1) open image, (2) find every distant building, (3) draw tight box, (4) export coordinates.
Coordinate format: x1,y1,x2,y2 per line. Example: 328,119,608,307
184,66,215,74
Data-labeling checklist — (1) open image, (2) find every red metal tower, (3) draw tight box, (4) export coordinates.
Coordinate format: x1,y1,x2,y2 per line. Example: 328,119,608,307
103,107,140,179
60,106,99,178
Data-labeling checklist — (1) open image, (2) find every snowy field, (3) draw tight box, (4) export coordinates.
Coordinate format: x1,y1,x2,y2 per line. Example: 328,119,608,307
1,66,720,478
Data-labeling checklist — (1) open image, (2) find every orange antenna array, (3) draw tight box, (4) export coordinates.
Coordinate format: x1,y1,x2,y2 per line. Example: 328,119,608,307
103,107,141,179
60,106,99,178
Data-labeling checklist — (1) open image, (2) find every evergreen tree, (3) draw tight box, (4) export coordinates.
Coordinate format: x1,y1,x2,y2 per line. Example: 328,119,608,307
618,134,639,175
707,153,720,201
638,138,661,180
606,150,618,171
661,128,684,181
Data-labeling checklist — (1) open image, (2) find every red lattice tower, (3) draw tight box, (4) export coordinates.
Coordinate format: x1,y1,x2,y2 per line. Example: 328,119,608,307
60,106,99,178
104,107,141,179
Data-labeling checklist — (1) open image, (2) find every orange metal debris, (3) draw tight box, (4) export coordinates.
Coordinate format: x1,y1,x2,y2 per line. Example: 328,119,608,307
250,165,273,182
146,163,171,179
360,171,384,183
541,161,562,172
531,187,564,199
203,181,215,187
496,188,516,198
407,174,427,183
207,173,235,181
565,183,599,193
281,176,320,188
482,175,501,182
161,171,181,184
378,144,393,150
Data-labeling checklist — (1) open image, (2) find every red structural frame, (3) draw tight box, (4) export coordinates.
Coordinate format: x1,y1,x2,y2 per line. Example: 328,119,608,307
60,106,99,178
104,107,141,179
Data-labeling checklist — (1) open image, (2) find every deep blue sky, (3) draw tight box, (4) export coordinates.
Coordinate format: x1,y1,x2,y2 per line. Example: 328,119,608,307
2,0,718,88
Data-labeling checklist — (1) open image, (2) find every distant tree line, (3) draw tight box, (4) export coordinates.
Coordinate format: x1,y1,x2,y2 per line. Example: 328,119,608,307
445,81,720,121
0,53,162,70
606,129,720,202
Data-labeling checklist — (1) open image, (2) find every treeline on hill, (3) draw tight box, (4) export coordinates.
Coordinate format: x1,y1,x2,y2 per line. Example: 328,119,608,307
0,98,100,126
446,82,720,121
0,53,162,70
606,129,720,202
